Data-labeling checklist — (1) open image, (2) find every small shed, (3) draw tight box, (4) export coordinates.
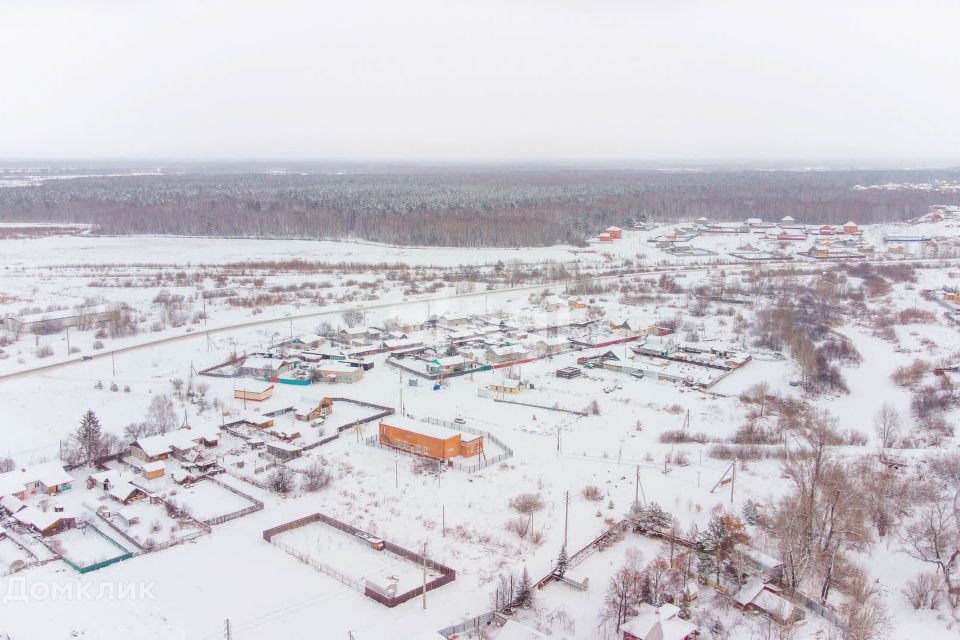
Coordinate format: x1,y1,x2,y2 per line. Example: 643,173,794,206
142,461,165,480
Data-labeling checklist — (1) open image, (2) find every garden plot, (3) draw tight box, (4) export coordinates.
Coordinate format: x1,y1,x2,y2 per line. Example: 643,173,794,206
169,480,255,522
104,500,202,548
53,526,131,569
273,522,442,593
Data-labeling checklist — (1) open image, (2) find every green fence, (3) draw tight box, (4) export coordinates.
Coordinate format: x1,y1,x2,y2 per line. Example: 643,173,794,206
59,524,135,574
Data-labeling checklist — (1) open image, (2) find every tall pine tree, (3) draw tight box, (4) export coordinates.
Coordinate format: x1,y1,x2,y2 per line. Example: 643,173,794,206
74,409,103,466
555,544,569,577
516,567,534,609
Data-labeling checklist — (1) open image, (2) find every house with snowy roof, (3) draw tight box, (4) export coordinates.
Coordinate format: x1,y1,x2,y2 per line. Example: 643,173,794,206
620,603,699,640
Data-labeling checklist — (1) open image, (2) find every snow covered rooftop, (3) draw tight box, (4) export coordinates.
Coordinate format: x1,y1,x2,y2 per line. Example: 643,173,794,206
381,416,471,441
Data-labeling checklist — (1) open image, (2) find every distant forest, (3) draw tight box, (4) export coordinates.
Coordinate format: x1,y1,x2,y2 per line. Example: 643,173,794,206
1,166,959,247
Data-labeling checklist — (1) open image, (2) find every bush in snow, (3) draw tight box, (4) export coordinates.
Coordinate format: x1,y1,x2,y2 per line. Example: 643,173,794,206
509,493,544,514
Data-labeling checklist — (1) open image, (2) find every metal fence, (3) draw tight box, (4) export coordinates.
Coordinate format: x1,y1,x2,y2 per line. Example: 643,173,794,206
57,523,135,574
200,476,264,526
263,512,455,608
423,417,514,472
437,612,502,638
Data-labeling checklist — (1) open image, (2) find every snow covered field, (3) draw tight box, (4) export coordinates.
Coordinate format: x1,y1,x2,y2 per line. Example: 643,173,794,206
1,221,960,640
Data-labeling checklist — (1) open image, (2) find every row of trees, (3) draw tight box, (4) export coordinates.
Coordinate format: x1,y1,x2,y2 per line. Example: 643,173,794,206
2,168,958,246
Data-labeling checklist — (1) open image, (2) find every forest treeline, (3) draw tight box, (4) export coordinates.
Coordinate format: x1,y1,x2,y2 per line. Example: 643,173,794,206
1,167,959,247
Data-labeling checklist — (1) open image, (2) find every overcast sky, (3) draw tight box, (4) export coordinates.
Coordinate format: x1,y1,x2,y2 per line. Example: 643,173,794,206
1,0,958,162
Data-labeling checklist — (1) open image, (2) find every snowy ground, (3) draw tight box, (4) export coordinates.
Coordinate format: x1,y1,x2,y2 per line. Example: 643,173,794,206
1,225,960,639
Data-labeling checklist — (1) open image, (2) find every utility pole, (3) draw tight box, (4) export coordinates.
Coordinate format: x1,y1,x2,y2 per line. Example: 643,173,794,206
224,619,232,640
111,351,115,376
395,456,398,489
65,326,70,355
730,457,736,504
442,505,445,537
563,491,569,548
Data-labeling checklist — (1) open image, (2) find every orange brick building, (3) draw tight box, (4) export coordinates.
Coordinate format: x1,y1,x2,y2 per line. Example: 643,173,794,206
378,417,483,460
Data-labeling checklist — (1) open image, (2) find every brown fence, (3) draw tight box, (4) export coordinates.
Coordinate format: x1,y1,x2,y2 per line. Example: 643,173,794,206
262,511,455,608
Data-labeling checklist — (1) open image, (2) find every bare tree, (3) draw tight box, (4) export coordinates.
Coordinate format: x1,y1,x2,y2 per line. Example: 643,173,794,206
147,394,177,434
0,456,14,473
873,403,902,450
602,563,643,629
268,466,296,494
900,493,960,607
170,378,185,400
301,459,332,492
341,309,363,328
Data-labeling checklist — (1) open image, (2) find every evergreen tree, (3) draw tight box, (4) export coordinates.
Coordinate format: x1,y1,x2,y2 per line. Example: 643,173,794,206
742,499,760,526
74,409,103,466
516,567,534,609
627,499,645,532
555,544,569,577
642,502,672,534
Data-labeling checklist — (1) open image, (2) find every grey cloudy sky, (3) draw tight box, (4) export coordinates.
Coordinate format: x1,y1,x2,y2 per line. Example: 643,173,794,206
1,0,958,162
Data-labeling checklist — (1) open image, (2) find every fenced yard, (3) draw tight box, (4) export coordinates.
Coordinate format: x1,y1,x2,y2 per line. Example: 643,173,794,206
53,524,134,574
263,512,455,608
172,477,262,525
364,417,514,473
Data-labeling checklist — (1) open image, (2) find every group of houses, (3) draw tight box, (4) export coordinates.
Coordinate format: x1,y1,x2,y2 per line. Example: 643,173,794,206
0,462,76,536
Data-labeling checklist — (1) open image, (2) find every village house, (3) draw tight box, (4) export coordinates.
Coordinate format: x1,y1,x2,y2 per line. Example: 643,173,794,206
605,226,623,239
378,416,483,461
13,505,77,537
0,494,25,515
294,396,334,421
620,603,699,640
314,361,364,384
568,296,588,309
339,326,374,344
535,336,569,356
842,220,859,234
274,335,323,351
238,356,295,379
440,312,470,326
733,578,804,625
540,295,564,312
129,427,219,463
488,378,524,394
485,344,529,364
943,289,960,304
611,318,660,338
818,224,835,235
495,619,547,639
0,463,73,500
234,382,275,402
107,481,148,506
384,338,424,352
426,354,467,376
